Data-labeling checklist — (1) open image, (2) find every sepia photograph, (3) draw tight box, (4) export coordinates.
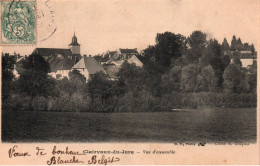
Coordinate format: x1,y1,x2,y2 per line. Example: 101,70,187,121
1,0,257,145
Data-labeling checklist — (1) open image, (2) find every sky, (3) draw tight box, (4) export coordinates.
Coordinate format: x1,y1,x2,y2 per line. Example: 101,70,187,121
2,0,259,56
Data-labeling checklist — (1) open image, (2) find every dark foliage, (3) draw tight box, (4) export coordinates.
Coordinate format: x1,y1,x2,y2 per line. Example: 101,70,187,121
17,54,56,97
2,53,15,100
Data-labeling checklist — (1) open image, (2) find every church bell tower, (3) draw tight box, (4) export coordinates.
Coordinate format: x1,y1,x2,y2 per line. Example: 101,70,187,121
68,32,80,55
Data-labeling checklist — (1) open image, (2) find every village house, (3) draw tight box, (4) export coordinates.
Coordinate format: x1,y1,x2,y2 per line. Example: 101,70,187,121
225,50,257,68
101,48,139,63
72,56,106,81
127,55,143,67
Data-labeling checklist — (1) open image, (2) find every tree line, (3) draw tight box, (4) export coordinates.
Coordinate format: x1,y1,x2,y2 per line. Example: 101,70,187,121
2,30,257,112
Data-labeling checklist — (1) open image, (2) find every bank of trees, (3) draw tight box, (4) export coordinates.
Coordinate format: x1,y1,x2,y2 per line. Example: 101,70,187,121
2,31,257,112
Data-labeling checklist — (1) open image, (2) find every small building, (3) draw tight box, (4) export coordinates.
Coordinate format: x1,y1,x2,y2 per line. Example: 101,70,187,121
127,55,143,67
101,48,139,63
107,59,125,67
103,63,119,80
119,48,138,60
72,56,107,81
225,50,257,68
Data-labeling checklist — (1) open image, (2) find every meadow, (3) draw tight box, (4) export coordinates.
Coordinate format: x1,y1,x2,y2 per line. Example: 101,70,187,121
2,108,256,143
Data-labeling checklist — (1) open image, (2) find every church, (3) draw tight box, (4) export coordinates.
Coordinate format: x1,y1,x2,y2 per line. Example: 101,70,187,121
31,33,106,81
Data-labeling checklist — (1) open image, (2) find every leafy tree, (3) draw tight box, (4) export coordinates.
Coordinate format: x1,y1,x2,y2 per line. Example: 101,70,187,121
68,69,86,83
186,30,207,63
161,65,182,93
2,53,15,100
17,70,56,97
200,39,229,87
247,61,257,92
117,62,147,92
197,65,217,92
22,53,50,73
223,64,248,93
55,77,88,96
155,32,187,67
181,64,199,92
142,32,186,68
87,72,123,111
232,57,242,67
17,54,55,97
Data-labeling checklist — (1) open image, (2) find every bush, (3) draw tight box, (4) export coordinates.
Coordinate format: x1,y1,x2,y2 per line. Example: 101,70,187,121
116,90,157,112
160,92,256,109
31,96,48,111
3,94,32,111
46,92,91,112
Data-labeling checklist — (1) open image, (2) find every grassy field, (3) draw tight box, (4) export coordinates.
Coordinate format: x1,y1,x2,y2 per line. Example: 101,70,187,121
1,108,256,143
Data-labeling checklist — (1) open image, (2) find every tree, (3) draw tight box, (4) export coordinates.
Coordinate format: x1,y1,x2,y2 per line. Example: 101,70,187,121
247,61,257,92
232,57,242,67
17,70,56,97
200,39,229,87
2,53,15,100
22,53,50,73
230,35,237,51
250,44,255,53
223,64,248,93
236,38,244,51
161,65,182,93
243,43,250,51
117,62,147,92
181,64,199,92
142,32,186,69
87,72,123,111
197,65,217,92
186,31,207,63
221,38,230,52
17,54,56,97
68,69,86,83
155,32,187,67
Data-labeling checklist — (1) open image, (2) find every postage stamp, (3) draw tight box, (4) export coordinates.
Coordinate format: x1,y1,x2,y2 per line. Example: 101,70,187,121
1,0,36,44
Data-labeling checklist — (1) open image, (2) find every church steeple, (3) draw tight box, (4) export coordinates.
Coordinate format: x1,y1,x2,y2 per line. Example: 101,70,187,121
68,31,81,55
69,31,80,46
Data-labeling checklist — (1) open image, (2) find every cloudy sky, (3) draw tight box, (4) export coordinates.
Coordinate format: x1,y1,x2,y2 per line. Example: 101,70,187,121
2,0,259,56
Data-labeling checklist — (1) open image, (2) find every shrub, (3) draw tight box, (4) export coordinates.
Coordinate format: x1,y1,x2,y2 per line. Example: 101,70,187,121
31,96,48,111
3,94,32,111
115,90,157,112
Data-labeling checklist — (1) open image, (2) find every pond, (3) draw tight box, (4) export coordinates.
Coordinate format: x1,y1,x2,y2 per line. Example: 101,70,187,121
2,108,256,143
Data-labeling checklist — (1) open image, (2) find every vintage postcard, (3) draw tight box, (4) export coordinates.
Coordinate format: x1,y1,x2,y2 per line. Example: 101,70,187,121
0,0,259,165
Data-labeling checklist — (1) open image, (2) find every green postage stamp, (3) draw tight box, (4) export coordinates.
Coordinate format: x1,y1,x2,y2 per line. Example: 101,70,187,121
1,0,36,44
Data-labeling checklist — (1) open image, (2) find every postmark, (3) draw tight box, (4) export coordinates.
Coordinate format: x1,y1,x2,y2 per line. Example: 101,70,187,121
1,0,36,44
37,0,57,42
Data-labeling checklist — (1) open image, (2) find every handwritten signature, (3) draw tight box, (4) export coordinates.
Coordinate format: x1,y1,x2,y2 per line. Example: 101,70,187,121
88,155,120,166
46,155,120,166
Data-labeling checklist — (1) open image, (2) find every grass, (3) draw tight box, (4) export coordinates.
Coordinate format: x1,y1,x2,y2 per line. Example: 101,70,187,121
1,108,256,143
